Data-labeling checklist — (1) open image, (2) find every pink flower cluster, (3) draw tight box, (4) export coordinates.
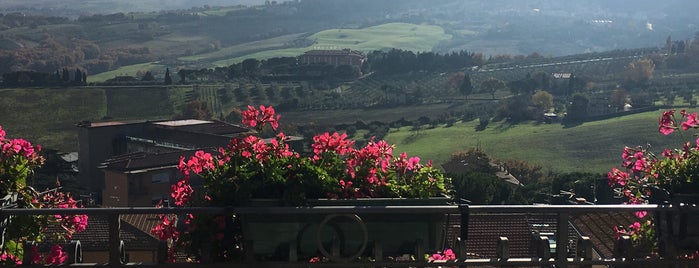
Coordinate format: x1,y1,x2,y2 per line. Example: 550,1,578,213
241,105,280,131
0,125,88,266
607,109,699,254
429,248,456,261
614,222,642,240
41,190,89,238
658,109,699,135
44,245,68,265
312,132,355,159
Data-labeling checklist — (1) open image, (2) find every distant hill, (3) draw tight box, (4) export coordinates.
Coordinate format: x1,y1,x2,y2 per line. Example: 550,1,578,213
0,0,267,16
1,0,697,80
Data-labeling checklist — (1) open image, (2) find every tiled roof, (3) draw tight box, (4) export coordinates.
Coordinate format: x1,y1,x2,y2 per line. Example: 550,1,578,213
100,149,216,172
301,49,365,57
120,214,163,240
572,211,640,258
151,119,250,136
447,213,580,259
45,214,159,251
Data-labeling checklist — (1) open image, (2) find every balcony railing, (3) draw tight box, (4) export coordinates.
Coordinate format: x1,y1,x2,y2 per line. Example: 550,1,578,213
2,204,698,267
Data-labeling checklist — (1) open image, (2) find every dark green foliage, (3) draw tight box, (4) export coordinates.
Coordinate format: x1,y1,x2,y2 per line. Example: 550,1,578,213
141,71,155,81
476,116,489,131
495,95,535,123
565,93,590,122
459,74,473,98
164,68,173,85
450,172,514,204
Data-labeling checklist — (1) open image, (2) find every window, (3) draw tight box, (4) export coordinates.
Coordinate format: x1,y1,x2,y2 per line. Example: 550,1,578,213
151,172,169,183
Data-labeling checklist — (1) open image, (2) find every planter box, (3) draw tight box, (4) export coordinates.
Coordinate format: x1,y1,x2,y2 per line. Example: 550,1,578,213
651,186,699,256
239,198,450,261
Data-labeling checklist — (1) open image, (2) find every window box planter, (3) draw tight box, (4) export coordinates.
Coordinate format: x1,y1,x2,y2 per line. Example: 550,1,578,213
239,197,451,262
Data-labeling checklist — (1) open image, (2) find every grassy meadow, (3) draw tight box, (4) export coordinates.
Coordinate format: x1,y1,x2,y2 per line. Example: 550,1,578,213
89,63,167,83
384,111,687,174
214,23,451,66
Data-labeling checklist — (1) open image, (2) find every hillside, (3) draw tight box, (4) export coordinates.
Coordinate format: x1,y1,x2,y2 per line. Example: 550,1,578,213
385,111,687,173
0,84,687,174
2,0,698,81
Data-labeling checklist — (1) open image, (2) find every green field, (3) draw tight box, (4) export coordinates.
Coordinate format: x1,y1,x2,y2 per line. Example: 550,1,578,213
213,23,452,66
179,33,307,63
89,63,166,83
384,111,688,174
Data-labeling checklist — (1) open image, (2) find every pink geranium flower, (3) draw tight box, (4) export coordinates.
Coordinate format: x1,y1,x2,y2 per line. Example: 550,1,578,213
44,245,67,265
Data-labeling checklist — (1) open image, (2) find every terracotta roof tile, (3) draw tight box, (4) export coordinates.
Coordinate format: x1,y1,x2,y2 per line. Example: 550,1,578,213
572,211,641,258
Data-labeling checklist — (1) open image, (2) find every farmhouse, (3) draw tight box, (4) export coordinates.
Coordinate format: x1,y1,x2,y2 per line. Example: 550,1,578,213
298,48,367,69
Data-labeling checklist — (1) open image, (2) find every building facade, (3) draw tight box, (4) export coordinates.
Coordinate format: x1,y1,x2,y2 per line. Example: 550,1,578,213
298,48,367,68
77,119,251,204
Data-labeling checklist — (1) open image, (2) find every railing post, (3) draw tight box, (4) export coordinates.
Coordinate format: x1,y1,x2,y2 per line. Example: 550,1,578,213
372,241,383,261
656,202,677,259
414,239,425,261
556,212,569,268
537,236,551,260
458,203,469,257
614,235,633,260
497,236,509,261
576,236,592,268
108,213,121,265
288,240,298,262
22,241,37,265
157,240,168,263
243,240,255,262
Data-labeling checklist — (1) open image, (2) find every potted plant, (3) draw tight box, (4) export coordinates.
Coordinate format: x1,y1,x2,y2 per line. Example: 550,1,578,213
0,126,89,265
608,109,699,259
153,105,453,262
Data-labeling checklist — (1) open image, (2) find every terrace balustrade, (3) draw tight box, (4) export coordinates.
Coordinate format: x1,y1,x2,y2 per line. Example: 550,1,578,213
2,204,698,267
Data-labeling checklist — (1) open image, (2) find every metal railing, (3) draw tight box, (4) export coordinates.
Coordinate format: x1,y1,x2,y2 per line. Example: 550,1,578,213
2,204,699,267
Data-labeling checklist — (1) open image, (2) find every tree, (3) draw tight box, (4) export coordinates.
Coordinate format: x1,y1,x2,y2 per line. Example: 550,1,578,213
62,68,69,81
609,88,629,111
500,159,546,186
459,74,473,99
241,58,260,76
141,71,155,81
164,68,172,85
74,68,82,83
180,100,212,120
177,69,188,84
566,93,589,122
480,77,506,99
530,71,551,91
623,58,655,87
531,90,553,112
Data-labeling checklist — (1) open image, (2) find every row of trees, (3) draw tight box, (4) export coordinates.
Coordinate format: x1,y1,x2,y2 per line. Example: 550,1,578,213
367,49,483,75
1,68,87,87
165,48,485,85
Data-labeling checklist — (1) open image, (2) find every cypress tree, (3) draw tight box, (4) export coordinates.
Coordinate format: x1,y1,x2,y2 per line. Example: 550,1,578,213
164,68,172,85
